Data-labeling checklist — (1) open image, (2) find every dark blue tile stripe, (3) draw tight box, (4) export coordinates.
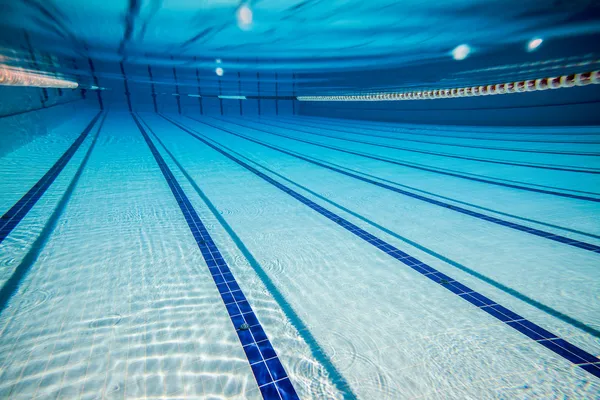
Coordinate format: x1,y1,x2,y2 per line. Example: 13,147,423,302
252,119,598,174
208,117,600,203
0,112,103,245
172,64,182,115
147,65,158,113
132,114,300,400
191,117,600,254
87,57,104,110
120,61,133,113
162,114,600,380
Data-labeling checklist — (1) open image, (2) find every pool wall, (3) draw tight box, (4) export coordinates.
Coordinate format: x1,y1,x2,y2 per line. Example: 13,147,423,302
0,88,95,159
89,60,298,116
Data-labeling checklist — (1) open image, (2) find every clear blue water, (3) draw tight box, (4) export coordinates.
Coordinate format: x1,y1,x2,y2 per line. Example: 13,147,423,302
1,1,600,399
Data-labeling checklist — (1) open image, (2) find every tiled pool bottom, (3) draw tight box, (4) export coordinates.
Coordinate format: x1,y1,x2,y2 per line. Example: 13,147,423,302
0,110,599,399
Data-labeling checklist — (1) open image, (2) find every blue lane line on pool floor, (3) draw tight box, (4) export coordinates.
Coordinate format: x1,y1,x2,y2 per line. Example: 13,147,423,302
0,112,102,245
132,114,300,400
191,117,600,254
211,117,600,202
162,114,600,380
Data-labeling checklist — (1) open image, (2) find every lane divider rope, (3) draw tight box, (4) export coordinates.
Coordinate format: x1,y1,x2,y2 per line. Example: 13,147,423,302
297,71,600,102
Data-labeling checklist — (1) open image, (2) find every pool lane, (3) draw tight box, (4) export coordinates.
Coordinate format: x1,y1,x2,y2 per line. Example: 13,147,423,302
0,108,100,214
141,113,600,398
228,117,599,200
0,112,103,294
269,117,600,171
170,123,600,352
132,114,300,400
197,119,600,240
0,111,102,244
0,113,107,314
170,116,599,328
280,117,600,174
137,115,355,399
184,116,600,335
246,118,599,174
0,112,261,399
205,117,600,236
190,117,600,254
274,116,600,157
160,114,600,380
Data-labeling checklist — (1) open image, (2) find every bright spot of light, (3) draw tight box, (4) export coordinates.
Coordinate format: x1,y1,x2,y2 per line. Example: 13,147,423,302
215,67,224,76
219,95,246,100
237,4,253,29
215,58,222,64
452,44,471,61
527,38,543,51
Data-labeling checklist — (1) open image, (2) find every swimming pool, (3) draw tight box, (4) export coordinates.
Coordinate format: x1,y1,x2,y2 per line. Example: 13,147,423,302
1,1,600,399
0,107,599,398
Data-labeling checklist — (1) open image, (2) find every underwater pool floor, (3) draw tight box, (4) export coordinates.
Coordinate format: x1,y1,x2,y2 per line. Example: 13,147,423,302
0,110,599,399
